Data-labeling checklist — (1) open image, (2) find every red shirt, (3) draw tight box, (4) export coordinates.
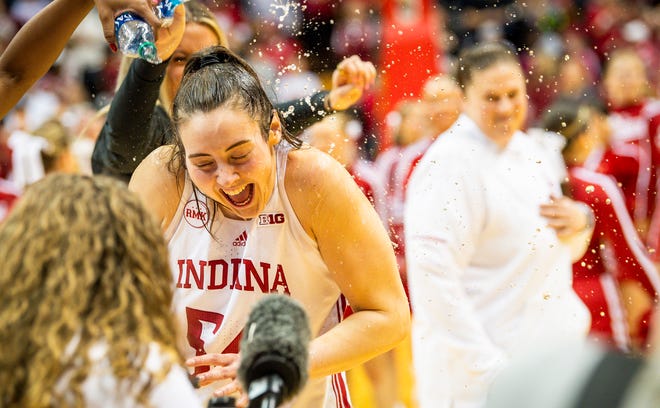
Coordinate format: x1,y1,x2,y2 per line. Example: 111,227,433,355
0,178,19,222
590,100,660,245
567,166,659,349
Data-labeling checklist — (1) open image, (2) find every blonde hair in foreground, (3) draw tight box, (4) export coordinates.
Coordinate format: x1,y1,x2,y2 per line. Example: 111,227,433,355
0,174,180,407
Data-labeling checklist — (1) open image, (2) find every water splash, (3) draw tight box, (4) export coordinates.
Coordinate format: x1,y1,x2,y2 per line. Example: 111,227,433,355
281,105,295,118
270,0,295,23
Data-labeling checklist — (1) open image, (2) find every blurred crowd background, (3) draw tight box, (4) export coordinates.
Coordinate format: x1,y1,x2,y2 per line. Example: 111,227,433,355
1,0,658,171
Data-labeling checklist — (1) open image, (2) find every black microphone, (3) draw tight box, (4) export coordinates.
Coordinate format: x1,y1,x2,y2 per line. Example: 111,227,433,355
238,295,311,408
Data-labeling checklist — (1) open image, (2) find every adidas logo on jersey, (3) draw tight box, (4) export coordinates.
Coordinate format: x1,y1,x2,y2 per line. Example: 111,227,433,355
233,230,248,246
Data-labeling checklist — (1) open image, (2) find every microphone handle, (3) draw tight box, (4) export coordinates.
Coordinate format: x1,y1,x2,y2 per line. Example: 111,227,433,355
257,395,278,408
248,375,285,408
207,396,237,408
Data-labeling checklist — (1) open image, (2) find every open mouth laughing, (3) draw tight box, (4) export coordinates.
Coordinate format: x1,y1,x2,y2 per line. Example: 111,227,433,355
222,184,254,207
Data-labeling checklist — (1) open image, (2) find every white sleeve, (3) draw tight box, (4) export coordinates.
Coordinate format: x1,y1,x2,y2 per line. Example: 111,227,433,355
405,154,507,407
144,342,204,407
79,342,204,408
149,364,204,407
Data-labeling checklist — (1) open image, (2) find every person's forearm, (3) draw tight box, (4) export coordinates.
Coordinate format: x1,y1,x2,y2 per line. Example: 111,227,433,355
0,0,94,117
93,59,167,177
307,306,408,378
105,59,167,137
276,91,330,135
407,238,508,406
404,162,507,404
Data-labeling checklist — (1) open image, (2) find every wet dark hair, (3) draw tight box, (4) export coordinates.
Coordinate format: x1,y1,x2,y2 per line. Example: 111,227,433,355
455,41,520,89
540,98,591,151
169,45,301,174
169,46,303,232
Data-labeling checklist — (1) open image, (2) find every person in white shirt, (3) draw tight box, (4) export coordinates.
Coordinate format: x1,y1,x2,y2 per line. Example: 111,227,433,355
404,41,594,408
0,174,202,407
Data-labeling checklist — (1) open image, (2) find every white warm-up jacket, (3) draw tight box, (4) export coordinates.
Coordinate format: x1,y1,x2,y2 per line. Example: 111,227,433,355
405,115,590,408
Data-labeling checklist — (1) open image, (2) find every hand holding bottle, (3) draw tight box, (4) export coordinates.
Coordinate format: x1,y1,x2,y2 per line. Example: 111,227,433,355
94,0,161,49
113,0,186,64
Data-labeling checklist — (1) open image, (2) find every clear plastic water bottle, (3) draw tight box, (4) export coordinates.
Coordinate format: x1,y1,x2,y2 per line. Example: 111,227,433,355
114,11,160,64
155,0,187,27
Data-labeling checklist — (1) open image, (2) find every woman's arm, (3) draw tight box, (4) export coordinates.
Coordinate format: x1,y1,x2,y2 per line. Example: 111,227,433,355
92,59,170,180
0,0,94,117
0,0,158,118
286,148,410,377
277,55,376,134
275,91,329,135
404,151,508,407
92,7,185,180
595,175,660,348
128,145,182,230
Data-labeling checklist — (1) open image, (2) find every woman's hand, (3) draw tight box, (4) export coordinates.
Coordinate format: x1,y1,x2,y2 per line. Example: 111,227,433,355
540,195,594,238
155,3,186,61
186,353,249,408
326,55,377,111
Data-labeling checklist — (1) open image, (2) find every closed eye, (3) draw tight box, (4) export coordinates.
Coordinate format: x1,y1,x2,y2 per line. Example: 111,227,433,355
231,153,249,161
193,161,214,169
230,148,253,162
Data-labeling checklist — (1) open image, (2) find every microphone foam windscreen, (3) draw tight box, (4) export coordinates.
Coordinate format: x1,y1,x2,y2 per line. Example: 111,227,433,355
238,294,311,398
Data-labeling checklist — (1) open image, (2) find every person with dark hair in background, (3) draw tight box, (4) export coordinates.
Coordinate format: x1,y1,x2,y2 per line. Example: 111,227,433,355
129,45,410,407
92,0,376,183
0,174,203,407
405,41,593,407
0,0,161,119
541,98,660,353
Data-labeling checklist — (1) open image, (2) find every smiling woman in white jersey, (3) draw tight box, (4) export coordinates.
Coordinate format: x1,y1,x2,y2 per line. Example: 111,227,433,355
129,45,410,408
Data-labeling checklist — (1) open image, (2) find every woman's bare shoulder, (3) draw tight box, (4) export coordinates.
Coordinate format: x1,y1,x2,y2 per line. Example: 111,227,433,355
129,145,184,229
285,145,342,188
284,145,358,231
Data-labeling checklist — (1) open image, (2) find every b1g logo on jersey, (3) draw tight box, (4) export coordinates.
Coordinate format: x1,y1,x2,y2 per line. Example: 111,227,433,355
258,213,285,226
184,200,209,228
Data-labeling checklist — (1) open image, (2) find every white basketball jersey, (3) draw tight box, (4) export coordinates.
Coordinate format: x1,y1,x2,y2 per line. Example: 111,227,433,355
165,143,351,407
